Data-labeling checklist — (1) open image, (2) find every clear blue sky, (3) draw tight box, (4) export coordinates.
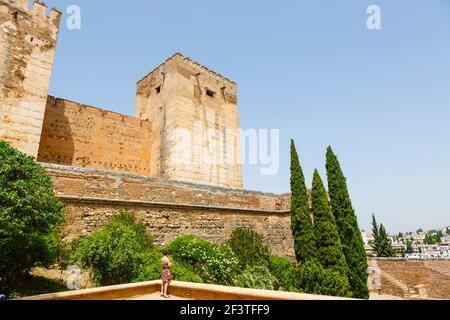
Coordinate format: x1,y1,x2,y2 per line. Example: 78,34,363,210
41,0,450,234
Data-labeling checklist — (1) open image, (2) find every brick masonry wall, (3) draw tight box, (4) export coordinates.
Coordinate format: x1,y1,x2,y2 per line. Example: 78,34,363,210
369,258,450,299
37,97,153,176
44,164,294,256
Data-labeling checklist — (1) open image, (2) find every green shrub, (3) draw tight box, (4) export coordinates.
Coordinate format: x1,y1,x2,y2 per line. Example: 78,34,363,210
268,256,295,290
197,244,239,286
133,250,203,284
316,269,351,298
170,262,203,283
166,236,214,268
167,236,239,286
0,141,65,294
72,211,154,286
293,261,351,297
237,265,274,290
293,260,324,294
227,228,270,268
132,250,164,282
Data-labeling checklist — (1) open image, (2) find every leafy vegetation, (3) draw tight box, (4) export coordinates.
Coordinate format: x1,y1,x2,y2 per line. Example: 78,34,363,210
236,265,274,290
371,215,394,257
326,147,369,299
311,170,350,296
293,260,322,294
290,140,316,264
1,139,375,299
371,214,380,253
0,141,65,294
405,240,414,254
378,224,395,257
135,250,203,284
227,228,270,268
70,213,297,291
167,235,239,286
268,255,295,291
72,211,155,286
423,233,442,245
293,259,351,297
287,141,373,298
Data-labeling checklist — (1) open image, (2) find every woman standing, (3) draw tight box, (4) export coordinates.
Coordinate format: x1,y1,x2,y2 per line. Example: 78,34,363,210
161,253,172,298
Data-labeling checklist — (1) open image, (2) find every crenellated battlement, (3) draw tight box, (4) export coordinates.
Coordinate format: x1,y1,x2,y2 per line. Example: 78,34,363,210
136,52,242,189
1,3,243,189
46,96,152,130
38,96,154,176
0,0,62,157
138,52,237,88
0,0,62,26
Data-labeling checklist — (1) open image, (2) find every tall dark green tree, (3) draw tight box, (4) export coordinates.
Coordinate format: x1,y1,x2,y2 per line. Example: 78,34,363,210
290,140,316,264
311,170,350,295
371,215,395,257
378,224,395,257
371,214,380,254
325,147,369,299
405,240,414,254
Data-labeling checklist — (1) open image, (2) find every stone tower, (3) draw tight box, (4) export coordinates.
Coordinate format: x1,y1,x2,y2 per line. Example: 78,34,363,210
136,53,243,189
0,0,62,157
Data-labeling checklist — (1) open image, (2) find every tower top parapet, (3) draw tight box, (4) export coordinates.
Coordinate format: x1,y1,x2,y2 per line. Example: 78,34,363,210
1,0,62,26
137,52,237,87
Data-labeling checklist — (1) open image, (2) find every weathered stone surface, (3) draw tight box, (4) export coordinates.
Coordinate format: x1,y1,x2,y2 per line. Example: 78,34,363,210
369,259,450,299
0,0,61,157
45,164,289,210
44,164,293,256
2,5,242,191
21,280,352,300
37,97,153,176
1,1,282,257
137,53,243,189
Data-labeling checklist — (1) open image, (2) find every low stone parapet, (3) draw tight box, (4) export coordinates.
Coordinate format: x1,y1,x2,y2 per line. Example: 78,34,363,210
20,281,354,301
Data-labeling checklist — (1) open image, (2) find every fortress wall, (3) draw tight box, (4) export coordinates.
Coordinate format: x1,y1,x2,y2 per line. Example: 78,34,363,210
369,259,450,299
137,53,243,189
0,0,61,157
44,164,294,256
37,97,153,176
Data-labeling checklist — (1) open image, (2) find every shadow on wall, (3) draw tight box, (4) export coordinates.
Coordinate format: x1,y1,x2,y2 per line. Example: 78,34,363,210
37,100,76,167
37,97,153,175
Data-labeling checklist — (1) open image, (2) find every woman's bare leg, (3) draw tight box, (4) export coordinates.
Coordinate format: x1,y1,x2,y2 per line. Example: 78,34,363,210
164,282,170,297
161,282,165,296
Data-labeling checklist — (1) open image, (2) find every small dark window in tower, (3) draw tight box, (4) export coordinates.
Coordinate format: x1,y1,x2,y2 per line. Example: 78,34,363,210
206,89,216,98
155,86,161,94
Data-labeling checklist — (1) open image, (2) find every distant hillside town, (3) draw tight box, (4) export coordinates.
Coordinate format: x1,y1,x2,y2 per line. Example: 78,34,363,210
362,226,450,259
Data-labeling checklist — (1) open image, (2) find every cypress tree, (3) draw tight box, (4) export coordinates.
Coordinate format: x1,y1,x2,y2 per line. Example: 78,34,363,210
371,214,380,254
378,224,395,257
290,140,316,264
311,170,350,281
325,147,369,299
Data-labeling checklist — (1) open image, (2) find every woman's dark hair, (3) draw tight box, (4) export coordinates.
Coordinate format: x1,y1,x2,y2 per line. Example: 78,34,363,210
161,248,169,256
